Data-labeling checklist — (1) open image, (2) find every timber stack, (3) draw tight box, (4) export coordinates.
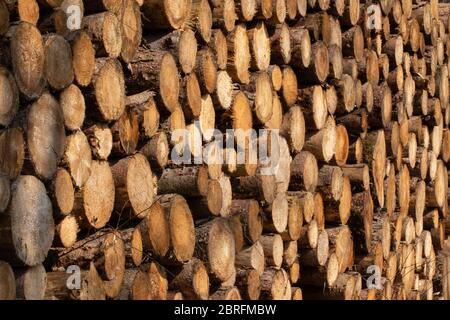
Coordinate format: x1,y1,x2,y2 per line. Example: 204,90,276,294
1,0,450,301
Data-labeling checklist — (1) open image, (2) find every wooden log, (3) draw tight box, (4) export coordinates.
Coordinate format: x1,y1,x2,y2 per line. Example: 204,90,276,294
0,128,25,180
71,31,95,87
26,92,66,181
0,261,16,299
289,151,318,192
195,218,235,284
0,0,9,36
235,241,265,276
260,268,291,300
141,0,192,30
270,23,291,65
303,117,336,163
44,265,102,300
11,22,45,99
72,161,115,229
227,24,251,84
301,229,329,267
290,25,311,69
298,41,329,84
82,12,122,58
235,268,261,300
297,85,328,130
170,258,209,300
14,264,47,300
0,66,19,127
229,199,263,245
0,176,54,266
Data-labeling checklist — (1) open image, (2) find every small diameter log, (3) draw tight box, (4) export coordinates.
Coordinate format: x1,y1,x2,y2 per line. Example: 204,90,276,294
259,234,283,269
364,130,386,208
140,132,169,170
211,0,236,33
196,47,217,95
15,264,47,300
137,199,170,258
323,175,351,225
115,269,150,300
110,108,139,156
64,131,92,188
59,84,85,131
301,250,339,289
300,229,329,267
153,194,196,264
157,166,208,198
317,165,344,201
171,258,209,300
242,71,273,124
111,154,156,219
122,228,143,267
350,191,376,255
82,12,122,58
127,49,179,112
342,25,364,62
0,175,10,214
43,34,74,91
229,199,263,245
72,31,96,87
342,164,370,191
85,124,112,161
45,263,105,300
282,195,303,241
298,41,329,84
281,66,298,107
0,67,19,127
289,151,318,192
11,22,45,99
51,168,74,216
248,21,271,71
117,0,142,62
141,0,192,30
327,225,354,273
235,241,265,276
72,161,115,229
54,215,79,249
56,230,125,298
92,58,126,121
27,92,66,181
0,261,16,299
262,193,289,234
290,26,311,69
303,117,336,163
0,176,54,266
236,268,261,300
260,268,291,300
227,24,251,84
195,218,235,284
297,86,327,130
126,92,159,139
0,128,25,180
280,105,305,153
270,23,291,65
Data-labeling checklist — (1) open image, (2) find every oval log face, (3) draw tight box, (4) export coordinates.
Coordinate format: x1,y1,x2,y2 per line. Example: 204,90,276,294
0,67,19,127
10,176,55,266
94,59,126,121
11,22,45,99
83,161,115,229
27,92,66,181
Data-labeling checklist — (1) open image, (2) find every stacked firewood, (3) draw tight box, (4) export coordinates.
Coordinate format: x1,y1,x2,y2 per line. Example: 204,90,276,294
1,0,450,300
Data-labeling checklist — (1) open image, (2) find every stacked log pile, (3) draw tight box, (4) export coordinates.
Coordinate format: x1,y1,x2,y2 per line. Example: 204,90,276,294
1,0,450,301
